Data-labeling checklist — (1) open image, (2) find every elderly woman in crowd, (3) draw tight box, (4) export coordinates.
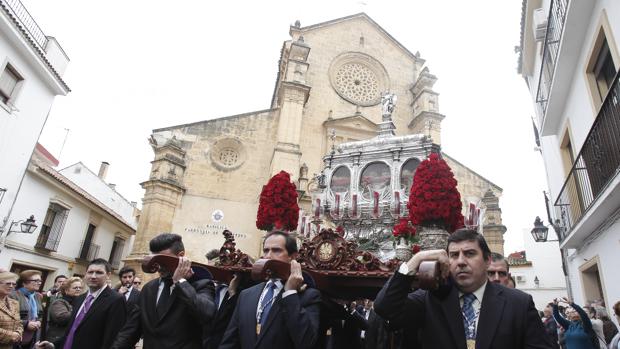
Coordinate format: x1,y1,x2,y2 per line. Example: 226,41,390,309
608,301,620,349
10,270,43,349
593,306,618,346
585,306,607,348
0,271,22,348
45,277,83,343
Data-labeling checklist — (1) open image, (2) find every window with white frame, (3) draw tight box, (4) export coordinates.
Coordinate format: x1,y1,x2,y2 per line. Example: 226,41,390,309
0,64,23,105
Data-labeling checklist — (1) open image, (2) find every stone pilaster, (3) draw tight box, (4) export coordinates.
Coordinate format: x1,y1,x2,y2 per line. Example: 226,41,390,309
270,38,311,180
481,189,507,255
408,67,445,144
124,137,186,281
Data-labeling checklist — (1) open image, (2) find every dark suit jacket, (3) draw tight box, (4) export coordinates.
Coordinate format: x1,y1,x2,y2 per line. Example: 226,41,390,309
374,272,554,349
219,282,322,349
125,287,140,313
111,278,215,349
54,286,127,349
204,291,238,349
363,309,391,349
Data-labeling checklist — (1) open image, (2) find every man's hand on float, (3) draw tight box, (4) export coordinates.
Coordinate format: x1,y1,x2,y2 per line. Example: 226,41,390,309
172,256,194,283
284,260,304,291
35,341,54,349
228,274,240,297
405,249,449,279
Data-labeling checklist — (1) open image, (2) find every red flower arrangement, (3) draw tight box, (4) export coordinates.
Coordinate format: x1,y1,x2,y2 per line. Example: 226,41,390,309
407,153,464,233
392,218,418,244
256,171,300,231
411,244,421,254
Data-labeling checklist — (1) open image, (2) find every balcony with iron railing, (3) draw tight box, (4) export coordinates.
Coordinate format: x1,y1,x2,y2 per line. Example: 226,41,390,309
77,240,100,262
0,0,48,50
554,70,620,247
535,0,569,121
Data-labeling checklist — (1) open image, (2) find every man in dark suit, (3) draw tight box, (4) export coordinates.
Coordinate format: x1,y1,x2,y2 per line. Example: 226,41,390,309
322,300,368,349
374,228,553,349
203,274,241,349
110,233,216,349
116,266,140,314
35,258,127,349
219,230,322,349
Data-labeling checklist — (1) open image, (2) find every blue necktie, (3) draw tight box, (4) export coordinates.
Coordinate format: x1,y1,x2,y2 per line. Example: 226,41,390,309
259,281,277,325
462,293,477,339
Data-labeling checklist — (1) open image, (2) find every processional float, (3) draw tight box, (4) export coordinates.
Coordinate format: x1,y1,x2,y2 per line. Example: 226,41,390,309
141,92,464,298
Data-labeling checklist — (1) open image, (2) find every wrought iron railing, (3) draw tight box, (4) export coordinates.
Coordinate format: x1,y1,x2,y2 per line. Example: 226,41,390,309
554,71,620,240
35,225,61,251
535,0,569,118
0,0,48,50
78,241,100,261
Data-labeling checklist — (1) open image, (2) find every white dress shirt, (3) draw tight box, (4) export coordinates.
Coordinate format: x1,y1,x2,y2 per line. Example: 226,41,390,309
124,286,133,301
458,281,487,332
76,284,108,315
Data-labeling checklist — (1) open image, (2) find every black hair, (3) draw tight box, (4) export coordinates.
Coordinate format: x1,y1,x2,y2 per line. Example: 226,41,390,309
119,266,136,278
88,258,112,273
490,252,510,272
54,275,67,283
149,233,185,254
264,230,298,255
447,228,492,260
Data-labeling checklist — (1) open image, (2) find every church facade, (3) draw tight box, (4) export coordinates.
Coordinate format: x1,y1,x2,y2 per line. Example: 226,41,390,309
125,13,506,272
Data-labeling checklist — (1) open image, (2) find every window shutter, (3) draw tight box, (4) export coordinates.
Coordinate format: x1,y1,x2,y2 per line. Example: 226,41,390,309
0,67,19,99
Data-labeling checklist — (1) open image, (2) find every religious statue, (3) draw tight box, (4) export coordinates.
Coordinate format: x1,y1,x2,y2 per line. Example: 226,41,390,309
381,92,397,116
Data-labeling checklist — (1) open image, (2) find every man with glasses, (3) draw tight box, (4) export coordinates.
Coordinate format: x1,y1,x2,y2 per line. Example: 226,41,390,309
487,252,511,288
132,277,142,291
10,269,44,348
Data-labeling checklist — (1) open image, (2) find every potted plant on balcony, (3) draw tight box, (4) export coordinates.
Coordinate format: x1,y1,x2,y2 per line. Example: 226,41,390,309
256,171,300,232
407,153,464,250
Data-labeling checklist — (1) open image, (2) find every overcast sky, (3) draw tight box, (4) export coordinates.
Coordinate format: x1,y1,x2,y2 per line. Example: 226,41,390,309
24,0,548,252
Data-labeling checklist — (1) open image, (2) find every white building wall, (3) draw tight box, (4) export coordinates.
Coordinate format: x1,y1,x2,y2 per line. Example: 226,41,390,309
509,229,567,310
0,5,69,233
0,166,133,290
520,0,620,317
566,216,620,316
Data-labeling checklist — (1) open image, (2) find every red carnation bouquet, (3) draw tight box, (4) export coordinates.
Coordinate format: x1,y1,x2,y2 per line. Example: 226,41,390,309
407,153,464,233
256,171,300,231
392,218,418,244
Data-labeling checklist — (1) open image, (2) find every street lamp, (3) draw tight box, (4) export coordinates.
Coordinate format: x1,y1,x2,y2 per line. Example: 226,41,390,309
8,215,37,236
530,216,558,242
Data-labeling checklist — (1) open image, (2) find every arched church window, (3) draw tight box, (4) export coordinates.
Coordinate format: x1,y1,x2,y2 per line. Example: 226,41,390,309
330,166,351,193
359,162,391,199
400,158,420,193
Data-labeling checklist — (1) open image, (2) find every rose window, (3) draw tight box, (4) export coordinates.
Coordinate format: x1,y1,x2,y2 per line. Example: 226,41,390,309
219,148,239,166
334,63,379,105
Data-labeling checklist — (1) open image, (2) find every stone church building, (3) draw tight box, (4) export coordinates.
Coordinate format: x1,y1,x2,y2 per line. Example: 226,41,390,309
125,13,506,271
